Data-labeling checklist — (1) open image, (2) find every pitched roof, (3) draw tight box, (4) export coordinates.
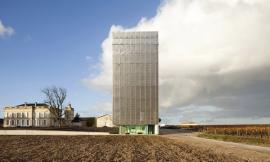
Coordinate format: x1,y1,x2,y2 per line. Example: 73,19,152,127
72,117,95,122
97,114,111,118
17,103,49,107
80,117,96,121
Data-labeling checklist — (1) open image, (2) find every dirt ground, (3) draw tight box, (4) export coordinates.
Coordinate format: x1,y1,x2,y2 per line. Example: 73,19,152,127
161,129,270,162
0,127,119,134
0,135,246,162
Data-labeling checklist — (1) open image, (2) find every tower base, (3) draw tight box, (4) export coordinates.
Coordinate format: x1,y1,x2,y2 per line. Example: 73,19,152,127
119,124,159,135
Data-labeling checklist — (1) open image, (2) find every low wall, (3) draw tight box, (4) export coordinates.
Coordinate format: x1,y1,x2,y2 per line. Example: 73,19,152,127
0,130,110,135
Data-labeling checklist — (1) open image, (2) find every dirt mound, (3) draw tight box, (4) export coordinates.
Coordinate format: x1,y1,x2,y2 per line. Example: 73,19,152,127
0,135,243,162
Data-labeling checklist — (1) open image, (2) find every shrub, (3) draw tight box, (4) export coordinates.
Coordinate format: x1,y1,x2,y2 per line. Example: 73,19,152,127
86,118,96,127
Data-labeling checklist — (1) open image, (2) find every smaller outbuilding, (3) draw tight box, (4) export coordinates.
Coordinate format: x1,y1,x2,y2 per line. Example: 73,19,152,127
71,114,113,128
96,114,113,127
71,115,96,127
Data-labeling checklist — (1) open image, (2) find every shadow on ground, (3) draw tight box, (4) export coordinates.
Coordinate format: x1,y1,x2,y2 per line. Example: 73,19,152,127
159,127,196,135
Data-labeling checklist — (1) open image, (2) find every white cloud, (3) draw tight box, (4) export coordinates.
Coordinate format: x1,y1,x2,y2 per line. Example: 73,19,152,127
83,0,270,123
0,20,14,38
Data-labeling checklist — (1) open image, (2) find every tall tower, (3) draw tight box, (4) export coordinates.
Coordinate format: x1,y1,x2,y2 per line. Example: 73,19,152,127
64,104,74,126
112,31,159,134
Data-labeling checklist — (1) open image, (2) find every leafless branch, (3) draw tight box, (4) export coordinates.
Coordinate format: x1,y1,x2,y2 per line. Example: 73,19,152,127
41,86,67,127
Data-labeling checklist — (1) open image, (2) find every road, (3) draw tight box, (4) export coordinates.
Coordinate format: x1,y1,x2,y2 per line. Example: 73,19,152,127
161,128,270,162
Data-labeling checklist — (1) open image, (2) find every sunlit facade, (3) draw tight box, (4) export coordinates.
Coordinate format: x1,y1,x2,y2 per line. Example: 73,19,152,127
112,31,159,134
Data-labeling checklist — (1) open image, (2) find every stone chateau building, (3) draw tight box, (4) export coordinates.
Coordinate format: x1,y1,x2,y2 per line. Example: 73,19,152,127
3,103,74,127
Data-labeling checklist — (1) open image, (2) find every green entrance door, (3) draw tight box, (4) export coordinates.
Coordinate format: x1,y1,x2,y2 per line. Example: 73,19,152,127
120,125,155,134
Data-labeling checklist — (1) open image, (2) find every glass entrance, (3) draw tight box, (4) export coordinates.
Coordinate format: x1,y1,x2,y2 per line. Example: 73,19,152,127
120,125,155,134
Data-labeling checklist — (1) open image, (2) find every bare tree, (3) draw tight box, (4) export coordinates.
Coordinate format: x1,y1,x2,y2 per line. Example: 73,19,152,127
42,86,67,127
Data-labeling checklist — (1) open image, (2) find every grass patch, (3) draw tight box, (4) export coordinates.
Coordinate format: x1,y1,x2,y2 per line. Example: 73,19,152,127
198,133,270,147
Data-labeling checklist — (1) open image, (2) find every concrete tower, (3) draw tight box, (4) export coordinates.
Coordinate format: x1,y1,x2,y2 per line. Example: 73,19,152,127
112,31,159,134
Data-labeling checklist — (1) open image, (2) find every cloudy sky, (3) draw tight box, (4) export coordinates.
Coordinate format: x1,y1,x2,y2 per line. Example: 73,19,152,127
1,0,270,124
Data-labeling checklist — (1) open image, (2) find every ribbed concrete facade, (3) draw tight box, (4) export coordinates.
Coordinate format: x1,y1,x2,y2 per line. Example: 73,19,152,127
112,31,158,130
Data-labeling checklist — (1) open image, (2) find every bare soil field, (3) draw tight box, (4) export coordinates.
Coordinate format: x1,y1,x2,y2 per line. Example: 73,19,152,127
0,127,119,134
0,135,244,162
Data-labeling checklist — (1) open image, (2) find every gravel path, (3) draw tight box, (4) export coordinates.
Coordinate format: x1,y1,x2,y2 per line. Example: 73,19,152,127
161,129,270,162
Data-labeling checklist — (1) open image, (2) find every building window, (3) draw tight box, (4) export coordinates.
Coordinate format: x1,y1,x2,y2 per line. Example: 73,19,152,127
45,112,49,118
6,120,9,126
22,120,25,126
43,120,46,126
17,120,19,126
27,120,29,126
17,113,21,118
11,120,14,126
